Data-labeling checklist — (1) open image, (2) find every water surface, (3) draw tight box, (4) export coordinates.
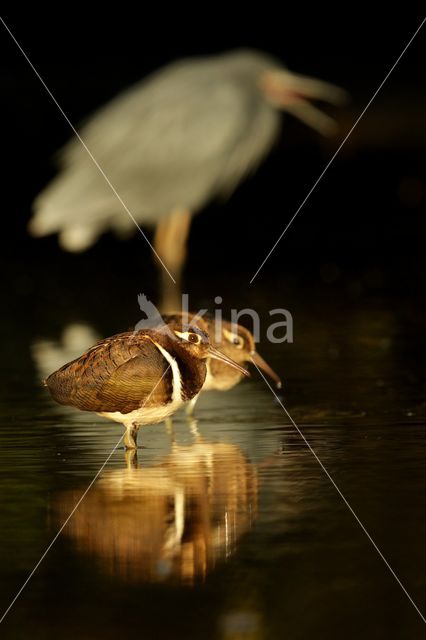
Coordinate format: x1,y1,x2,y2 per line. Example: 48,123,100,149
1,290,425,639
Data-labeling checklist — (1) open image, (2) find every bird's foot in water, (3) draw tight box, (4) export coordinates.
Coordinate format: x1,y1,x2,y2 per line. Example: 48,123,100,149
123,424,142,450
122,444,146,450
124,448,139,468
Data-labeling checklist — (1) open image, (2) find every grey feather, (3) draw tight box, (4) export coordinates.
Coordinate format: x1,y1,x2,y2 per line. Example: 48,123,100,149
30,49,342,251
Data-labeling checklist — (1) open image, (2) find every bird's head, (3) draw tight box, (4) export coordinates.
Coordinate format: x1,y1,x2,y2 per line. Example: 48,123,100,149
224,49,347,135
207,319,282,389
158,315,250,377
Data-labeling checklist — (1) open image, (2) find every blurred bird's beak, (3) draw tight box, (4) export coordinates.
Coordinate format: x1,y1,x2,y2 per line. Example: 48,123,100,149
260,69,348,135
250,351,282,389
208,346,250,377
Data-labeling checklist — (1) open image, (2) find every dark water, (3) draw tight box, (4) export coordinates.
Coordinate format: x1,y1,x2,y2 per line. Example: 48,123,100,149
1,283,426,639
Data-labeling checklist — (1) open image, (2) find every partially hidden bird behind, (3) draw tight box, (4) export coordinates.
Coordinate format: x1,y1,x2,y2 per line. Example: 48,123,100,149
29,49,346,308
44,317,249,449
162,312,281,413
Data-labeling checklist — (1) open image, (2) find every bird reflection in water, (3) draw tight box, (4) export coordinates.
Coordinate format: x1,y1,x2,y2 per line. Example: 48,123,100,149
52,437,258,584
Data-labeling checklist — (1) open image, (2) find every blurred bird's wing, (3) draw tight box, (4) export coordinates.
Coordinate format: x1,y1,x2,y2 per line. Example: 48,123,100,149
30,59,264,250
45,333,173,413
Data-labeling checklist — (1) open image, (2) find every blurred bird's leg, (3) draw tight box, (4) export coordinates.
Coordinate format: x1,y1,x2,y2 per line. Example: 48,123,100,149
153,207,192,312
165,417,174,436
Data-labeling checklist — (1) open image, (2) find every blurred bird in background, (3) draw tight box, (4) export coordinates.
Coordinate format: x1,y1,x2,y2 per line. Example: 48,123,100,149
30,49,346,308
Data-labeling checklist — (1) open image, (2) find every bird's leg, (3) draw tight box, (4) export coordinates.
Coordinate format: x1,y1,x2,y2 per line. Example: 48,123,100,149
165,416,174,436
185,396,198,416
153,207,192,312
124,423,139,449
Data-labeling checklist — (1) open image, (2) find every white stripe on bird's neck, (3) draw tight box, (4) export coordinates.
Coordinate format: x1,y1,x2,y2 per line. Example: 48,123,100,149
153,341,182,403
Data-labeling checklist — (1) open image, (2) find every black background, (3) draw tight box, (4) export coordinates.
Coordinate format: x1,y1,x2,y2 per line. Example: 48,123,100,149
1,9,426,331
1,12,426,639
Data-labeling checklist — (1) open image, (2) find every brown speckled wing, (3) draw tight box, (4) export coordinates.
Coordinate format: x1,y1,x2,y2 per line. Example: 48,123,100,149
45,332,173,414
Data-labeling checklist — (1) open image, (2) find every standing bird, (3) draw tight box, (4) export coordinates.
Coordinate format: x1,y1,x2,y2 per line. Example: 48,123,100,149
44,318,249,449
29,49,345,307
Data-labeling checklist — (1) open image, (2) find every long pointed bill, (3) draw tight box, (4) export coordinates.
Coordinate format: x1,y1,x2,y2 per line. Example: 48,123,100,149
260,69,348,135
208,346,250,378
250,351,282,389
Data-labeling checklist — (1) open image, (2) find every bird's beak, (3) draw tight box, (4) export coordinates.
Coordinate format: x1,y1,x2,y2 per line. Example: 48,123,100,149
208,346,250,377
260,69,348,135
250,351,282,389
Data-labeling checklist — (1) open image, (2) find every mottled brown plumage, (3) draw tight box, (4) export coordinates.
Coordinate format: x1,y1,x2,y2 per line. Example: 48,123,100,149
46,330,188,413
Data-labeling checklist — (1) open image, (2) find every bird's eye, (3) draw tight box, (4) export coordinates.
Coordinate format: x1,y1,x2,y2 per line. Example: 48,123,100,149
233,336,244,349
174,330,201,345
223,328,244,349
